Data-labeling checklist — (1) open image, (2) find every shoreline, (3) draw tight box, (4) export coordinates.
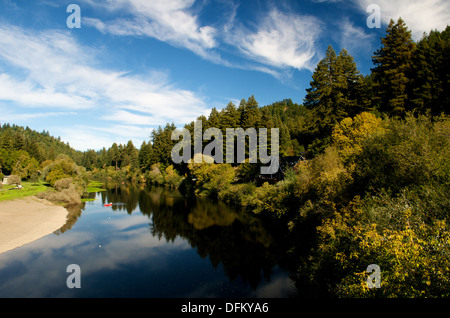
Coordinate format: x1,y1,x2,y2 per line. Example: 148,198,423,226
0,196,69,255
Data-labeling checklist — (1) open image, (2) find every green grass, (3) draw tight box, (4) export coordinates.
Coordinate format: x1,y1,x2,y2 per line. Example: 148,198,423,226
0,179,106,202
86,180,107,193
0,181,50,202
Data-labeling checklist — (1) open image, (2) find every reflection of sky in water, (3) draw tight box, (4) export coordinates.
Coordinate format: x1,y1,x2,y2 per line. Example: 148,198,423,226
0,196,297,298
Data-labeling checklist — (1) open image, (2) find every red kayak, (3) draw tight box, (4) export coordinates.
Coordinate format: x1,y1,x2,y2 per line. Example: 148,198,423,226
104,203,113,207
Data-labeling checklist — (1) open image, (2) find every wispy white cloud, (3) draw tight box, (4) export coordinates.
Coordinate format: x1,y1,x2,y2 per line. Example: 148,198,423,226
228,8,322,72
83,0,216,58
354,0,450,40
0,73,94,109
339,19,374,54
101,110,161,126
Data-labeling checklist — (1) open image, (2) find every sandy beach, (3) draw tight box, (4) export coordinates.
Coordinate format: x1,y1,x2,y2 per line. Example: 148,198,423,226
0,196,68,255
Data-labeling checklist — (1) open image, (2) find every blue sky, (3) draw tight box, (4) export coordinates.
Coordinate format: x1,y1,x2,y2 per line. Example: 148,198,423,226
0,0,448,151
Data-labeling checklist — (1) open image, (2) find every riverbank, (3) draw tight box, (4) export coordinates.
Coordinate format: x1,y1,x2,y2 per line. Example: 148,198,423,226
0,196,68,255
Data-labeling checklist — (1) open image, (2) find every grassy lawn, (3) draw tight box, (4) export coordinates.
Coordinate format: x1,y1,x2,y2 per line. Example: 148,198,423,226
0,181,50,202
0,179,106,202
86,180,106,193
82,180,106,202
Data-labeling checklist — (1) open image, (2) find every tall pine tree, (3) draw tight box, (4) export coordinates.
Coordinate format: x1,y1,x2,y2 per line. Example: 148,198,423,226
304,45,365,154
411,26,450,115
371,18,415,117
336,49,369,117
239,95,261,129
220,102,240,130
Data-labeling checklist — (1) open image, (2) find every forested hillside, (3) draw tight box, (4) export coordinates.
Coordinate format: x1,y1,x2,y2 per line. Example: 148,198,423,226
1,19,449,297
0,124,83,177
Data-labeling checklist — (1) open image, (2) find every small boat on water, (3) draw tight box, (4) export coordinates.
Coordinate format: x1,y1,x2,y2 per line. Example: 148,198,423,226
104,203,113,207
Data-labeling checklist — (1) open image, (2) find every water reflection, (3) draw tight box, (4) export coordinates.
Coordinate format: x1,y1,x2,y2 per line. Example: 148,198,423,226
99,182,279,290
0,182,297,297
54,203,84,235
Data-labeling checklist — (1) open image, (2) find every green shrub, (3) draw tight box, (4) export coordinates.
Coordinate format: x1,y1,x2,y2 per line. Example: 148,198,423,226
251,180,294,216
164,165,184,189
146,164,165,185
352,114,450,195
42,155,81,186
187,154,236,197
218,183,256,206
236,159,260,183
189,162,235,197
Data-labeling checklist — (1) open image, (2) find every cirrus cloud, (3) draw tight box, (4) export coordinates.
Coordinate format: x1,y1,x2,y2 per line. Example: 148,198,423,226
230,8,322,71
83,0,217,59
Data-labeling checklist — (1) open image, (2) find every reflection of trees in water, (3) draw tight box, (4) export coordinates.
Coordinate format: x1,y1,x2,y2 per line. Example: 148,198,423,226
188,220,276,289
49,182,304,294
147,188,277,289
97,183,278,289
54,202,84,235
99,182,142,214
62,182,293,291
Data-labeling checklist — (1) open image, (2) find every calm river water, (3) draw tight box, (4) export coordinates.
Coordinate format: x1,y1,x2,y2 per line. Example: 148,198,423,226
0,183,298,298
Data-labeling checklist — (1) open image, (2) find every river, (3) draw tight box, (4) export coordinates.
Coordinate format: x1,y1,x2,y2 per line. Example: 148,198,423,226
0,182,298,298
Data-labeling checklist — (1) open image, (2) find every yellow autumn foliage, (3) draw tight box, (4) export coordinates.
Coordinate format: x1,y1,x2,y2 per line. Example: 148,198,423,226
321,203,450,298
332,112,385,162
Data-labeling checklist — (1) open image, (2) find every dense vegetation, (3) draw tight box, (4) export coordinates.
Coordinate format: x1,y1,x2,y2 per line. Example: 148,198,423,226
1,19,449,297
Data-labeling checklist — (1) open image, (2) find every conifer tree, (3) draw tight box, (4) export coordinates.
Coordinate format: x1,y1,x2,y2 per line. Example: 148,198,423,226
125,140,139,171
151,123,177,168
240,95,261,129
220,102,240,129
303,45,336,153
371,18,416,116
336,49,368,117
303,45,365,154
138,141,153,171
207,107,221,129
411,26,450,115
109,143,119,170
